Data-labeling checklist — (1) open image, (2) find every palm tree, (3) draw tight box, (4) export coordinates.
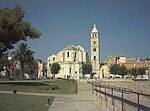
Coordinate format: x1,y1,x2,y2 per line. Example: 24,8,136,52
24,60,38,78
11,42,35,79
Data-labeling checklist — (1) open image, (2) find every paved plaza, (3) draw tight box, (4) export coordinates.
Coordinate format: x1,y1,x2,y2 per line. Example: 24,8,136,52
47,80,101,111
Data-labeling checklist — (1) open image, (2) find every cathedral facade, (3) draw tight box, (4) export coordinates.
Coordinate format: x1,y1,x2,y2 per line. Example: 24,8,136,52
47,45,88,79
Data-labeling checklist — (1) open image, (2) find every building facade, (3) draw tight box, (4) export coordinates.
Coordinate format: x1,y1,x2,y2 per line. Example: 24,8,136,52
106,55,150,77
47,45,88,79
107,55,127,66
36,59,45,78
90,24,100,77
123,60,150,76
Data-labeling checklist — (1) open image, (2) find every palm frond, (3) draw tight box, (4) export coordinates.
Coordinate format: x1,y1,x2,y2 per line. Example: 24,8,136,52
11,42,36,79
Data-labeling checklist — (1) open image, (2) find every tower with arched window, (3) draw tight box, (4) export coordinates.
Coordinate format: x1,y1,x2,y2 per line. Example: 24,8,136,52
90,24,100,77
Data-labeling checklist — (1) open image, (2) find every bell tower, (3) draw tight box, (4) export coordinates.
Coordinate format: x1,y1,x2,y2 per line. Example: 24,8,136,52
90,24,100,76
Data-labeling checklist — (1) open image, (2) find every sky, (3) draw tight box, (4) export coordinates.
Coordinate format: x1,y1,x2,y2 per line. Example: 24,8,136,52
0,0,150,62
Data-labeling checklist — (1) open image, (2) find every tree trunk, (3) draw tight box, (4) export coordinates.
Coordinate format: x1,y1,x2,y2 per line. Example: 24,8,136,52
0,50,2,59
53,74,55,79
21,61,24,80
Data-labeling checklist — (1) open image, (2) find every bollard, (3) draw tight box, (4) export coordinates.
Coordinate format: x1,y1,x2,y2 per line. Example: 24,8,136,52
48,98,50,105
13,90,17,94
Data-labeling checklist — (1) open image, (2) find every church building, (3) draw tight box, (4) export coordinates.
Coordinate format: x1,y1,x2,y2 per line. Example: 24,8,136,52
47,45,88,79
47,24,101,79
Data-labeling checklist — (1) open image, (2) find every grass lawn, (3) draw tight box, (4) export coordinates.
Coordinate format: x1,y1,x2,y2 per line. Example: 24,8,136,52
0,79,77,94
0,93,54,111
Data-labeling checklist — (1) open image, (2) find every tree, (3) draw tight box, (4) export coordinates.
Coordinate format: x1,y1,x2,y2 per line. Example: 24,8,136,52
129,67,146,78
0,53,13,79
109,64,120,75
11,42,35,79
0,52,8,71
51,62,61,79
109,64,128,78
118,65,128,78
129,68,138,78
82,63,92,78
24,60,37,78
145,58,150,61
0,4,41,58
137,67,146,76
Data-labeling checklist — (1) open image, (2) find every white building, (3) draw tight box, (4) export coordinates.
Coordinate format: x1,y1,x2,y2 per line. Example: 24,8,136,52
47,45,88,79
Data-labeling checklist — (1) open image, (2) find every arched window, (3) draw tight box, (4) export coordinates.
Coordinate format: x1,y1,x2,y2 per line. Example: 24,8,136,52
92,34,94,37
93,41,96,45
67,52,69,57
70,68,71,73
93,48,96,52
74,52,77,62
75,52,77,58
94,56,96,60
